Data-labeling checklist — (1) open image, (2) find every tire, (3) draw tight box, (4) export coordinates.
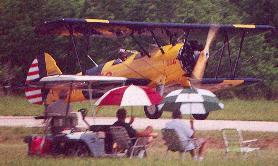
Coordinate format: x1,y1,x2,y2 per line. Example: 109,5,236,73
65,142,90,157
144,105,163,119
192,113,209,120
75,142,90,157
65,142,77,156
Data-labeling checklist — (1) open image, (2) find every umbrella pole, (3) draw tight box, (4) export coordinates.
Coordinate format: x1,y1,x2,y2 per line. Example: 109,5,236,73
88,82,96,125
190,103,192,116
131,106,133,116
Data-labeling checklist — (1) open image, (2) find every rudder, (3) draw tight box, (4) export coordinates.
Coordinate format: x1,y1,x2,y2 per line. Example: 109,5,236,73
25,52,62,104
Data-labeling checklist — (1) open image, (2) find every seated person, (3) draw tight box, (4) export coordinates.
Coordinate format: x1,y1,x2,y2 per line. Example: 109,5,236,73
113,49,128,64
46,90,73,116
46,90,76,134
113,108,157,145
165,109,207,161
189,40,203,61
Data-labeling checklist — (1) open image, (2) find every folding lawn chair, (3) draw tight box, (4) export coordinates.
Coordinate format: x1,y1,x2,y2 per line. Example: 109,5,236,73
110,126,148,158
221,128,260,158
161,128,198,159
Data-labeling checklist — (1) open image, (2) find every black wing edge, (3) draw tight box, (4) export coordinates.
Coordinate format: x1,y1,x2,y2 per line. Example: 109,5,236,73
200,78,261,85
35,18,276,36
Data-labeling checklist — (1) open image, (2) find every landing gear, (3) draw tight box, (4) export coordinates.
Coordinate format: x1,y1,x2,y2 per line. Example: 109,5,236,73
144,84,165,119
144,105,163,119
192,113,209,120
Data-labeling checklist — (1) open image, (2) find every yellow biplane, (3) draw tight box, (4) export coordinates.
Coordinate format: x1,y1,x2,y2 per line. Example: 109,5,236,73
25,18,274,119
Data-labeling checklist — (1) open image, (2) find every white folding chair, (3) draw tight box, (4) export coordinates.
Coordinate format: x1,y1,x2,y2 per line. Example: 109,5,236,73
221,128,260,158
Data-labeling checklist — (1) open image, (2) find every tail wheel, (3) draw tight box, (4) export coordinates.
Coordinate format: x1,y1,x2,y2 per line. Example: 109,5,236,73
144,105,163,119
192,113,209,120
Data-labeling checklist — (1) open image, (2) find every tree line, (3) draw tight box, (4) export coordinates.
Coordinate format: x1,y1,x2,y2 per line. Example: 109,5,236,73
0,0,277,99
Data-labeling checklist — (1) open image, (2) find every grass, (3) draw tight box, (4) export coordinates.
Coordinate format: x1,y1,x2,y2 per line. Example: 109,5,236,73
0,127,278,166
1,96,278,121
1,147,278,166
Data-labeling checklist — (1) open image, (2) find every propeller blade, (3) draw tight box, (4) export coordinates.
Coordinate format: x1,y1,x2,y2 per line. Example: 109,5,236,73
203,26,219,58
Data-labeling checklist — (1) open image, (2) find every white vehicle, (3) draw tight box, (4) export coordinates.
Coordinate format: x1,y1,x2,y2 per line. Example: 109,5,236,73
24,75,127,157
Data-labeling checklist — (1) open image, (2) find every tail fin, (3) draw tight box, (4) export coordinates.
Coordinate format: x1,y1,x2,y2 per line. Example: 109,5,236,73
192,26,218,79
25,52,62,104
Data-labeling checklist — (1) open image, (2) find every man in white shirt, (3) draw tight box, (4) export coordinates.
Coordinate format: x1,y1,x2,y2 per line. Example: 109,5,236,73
165,109,207,160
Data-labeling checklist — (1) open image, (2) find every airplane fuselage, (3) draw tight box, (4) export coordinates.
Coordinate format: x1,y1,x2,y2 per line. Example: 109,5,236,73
88,43,191,89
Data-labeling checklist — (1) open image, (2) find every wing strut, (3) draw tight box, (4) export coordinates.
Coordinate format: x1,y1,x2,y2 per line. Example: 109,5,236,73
215,31,233,78
224,32,233,77
131,34,150,57
150,30,164,54
177,30,190,58
165,29,177,46
232,31,246,78
67,25,84,74
215,40,225,79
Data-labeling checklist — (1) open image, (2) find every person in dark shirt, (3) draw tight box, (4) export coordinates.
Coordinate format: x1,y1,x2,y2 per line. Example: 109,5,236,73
113,108,157,143
113,49,128,65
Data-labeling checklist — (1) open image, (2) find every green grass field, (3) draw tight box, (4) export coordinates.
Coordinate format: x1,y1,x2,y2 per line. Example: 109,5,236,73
0,127,278,166
1,96,278,121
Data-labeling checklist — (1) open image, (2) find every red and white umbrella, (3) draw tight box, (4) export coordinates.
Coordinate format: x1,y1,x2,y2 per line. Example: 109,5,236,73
95,85,162,106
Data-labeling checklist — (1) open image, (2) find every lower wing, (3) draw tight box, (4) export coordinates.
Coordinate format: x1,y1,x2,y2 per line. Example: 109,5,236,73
189,78,260,92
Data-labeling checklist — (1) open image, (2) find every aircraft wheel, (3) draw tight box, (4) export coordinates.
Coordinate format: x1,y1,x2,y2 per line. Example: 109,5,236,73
144,105,163,119
65,142,90,157
192,113,209,120
75,142,90,157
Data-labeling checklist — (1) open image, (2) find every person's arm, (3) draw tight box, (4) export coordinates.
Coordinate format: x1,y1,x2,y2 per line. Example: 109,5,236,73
136,130,151,137
136,126,155,137
189,117,196,138
128,115,135,125
190,117,194,130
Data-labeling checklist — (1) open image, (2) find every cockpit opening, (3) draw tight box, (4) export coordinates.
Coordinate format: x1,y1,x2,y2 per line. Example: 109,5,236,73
177,40,203,75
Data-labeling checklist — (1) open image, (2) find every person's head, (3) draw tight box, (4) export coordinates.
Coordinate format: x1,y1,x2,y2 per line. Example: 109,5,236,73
172,109,182,119
189,40,203,51
58,90,68,100
119,49,127,61
116,108,127,121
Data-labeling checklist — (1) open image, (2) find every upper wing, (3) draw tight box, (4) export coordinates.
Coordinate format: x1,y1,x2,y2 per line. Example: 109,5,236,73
35,18,275,38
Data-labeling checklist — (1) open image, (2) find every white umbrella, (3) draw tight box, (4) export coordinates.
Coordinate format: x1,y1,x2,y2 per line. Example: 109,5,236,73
158,88,224,115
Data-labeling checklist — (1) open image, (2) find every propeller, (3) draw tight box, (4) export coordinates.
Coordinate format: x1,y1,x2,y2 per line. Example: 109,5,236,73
192,26,219,80
203,25,219,59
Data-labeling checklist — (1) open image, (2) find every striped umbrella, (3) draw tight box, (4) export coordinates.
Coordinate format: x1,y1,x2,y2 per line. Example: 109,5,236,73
158,88,224,114
95,85,162,106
